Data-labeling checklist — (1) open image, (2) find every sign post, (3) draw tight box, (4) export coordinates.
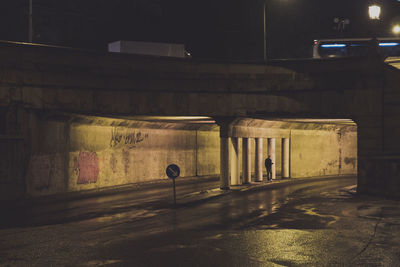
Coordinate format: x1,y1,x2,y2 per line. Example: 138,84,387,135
166,164,180,205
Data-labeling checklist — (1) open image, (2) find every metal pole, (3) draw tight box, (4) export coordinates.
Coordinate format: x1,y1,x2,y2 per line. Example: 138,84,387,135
263,1,267,63
173,178,176,205
29,0,33,42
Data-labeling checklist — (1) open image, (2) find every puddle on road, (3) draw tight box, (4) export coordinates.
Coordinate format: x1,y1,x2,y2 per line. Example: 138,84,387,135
357,205,382,219
204,234,223,240
82,259,123,266
296,205,340,226
149,243,199,252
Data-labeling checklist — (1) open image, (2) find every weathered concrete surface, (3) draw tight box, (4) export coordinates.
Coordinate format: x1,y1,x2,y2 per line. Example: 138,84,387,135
291,128,357,177
0,41,381,118
0,41,397,197
0,138,25,200
24,114,221,197
228,119,357,179
21,113,356,198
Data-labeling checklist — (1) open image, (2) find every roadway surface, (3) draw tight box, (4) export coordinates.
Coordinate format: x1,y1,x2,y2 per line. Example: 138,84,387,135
2,176,400,266
1,176,221,228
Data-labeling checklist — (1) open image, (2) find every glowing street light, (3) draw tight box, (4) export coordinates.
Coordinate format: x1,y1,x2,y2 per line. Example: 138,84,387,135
369,5,381,20
393,25,400,34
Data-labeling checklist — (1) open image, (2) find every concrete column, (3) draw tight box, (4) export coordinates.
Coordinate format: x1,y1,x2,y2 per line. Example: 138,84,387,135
282,138,290,178
267,138,276,179
242,138,251,184
220,137,230,189
255,138,263,182
230,137,241,186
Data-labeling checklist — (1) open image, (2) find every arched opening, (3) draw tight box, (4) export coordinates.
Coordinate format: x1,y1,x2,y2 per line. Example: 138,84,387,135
217,117,357,189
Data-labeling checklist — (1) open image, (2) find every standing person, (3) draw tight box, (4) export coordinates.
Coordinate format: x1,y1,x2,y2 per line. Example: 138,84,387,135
265,155,273,181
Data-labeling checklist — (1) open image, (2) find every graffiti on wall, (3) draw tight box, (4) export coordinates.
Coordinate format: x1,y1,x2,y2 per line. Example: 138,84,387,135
110,128,149,148
74,152,99,184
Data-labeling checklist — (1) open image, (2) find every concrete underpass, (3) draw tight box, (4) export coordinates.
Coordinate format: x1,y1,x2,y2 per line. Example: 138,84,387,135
3,113,357,200
1,41,400,200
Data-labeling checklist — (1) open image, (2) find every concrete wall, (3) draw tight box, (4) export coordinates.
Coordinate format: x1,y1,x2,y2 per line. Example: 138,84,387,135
197,130,220,176
291,127,357,178
356,66,400,197
0,138,25,200
24,113,357,197
26,118,221,197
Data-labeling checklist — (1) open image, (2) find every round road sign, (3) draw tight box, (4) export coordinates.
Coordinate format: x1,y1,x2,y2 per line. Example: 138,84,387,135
166,164,180,179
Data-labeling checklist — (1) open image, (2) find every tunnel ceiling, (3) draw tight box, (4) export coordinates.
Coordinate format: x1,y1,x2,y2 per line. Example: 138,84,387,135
39,112,356,131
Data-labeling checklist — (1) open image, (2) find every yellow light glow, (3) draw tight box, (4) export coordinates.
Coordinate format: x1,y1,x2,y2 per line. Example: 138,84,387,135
369,5,381,20
393,25,400,34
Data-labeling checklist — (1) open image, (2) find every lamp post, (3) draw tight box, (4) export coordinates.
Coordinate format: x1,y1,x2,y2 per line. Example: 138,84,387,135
28,0,33,42
263,1,266,63
368,4,381,37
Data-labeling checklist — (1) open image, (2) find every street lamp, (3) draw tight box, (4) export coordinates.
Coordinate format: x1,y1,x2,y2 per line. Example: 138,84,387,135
393,25,400,34
369,4,381,37
369,5,381,20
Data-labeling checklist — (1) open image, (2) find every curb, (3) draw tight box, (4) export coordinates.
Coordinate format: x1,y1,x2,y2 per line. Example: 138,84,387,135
171,175,357,208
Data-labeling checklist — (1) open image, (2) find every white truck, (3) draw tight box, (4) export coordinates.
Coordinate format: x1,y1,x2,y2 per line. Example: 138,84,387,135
108,40,191,58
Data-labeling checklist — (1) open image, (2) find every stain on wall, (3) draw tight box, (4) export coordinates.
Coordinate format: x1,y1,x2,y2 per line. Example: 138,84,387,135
110,153,117,173
75,151,99,184
28,154,63,191
344,157,357,169
30,155,52,190
122,149,130,175
0,139,25,200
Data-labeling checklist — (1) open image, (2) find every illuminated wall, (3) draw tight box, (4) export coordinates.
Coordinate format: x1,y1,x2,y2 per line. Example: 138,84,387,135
291,127,357,178
25,116,357,197
26,118,220,196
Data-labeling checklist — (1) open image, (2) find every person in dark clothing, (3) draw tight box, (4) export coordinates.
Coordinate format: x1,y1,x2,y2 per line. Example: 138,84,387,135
368,37,385,60
265,155,273,181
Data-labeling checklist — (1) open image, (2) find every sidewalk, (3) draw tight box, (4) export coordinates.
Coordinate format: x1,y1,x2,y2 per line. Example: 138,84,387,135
1,175,356,228
9,174,355,208
174,175,357,207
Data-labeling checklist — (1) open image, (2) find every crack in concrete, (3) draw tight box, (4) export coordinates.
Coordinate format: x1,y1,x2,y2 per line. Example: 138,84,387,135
350,210,383,263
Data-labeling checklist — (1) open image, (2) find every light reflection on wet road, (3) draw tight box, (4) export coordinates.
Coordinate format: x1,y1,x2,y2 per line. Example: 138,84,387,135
4,176,400,266
80,176,354,234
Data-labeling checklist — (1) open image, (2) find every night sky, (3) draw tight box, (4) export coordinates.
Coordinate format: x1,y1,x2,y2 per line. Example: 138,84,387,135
1,0,400,60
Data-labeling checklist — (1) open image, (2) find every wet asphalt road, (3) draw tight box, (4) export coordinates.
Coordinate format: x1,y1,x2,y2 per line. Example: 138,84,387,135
2,176,400,266
1,176,221,228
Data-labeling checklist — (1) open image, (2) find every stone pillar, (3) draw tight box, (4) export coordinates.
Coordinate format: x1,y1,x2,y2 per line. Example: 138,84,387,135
230,137,241,186
242,138,251,184
255,138,263,182
267,138,276,179
220,137,230,189
282,138,290,178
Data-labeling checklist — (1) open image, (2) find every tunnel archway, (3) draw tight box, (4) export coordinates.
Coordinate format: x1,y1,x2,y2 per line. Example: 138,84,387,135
23,113,358,197
216,117,357,189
